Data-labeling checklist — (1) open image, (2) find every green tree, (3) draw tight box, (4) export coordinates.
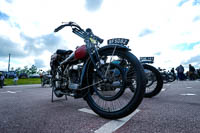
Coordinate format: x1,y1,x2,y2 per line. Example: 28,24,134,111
15,67,21,76
11,67,14,71
29,65,37,74
21,66,30,74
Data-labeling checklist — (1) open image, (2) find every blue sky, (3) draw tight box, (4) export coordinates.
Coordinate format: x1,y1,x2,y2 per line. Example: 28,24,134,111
0,11,9,20
0,0,200,71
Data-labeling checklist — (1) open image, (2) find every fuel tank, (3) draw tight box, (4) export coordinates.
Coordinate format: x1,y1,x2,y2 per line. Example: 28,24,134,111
75,45,87,59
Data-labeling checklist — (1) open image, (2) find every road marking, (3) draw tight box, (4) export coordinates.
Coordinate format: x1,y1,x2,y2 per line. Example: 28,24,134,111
78,108,97,116
79,108,140,133
0,91,16,93
180,93,196,96
0,91,15,93
186,87,192,89
7,91,17,93
165,84,171,86
161,88,166,91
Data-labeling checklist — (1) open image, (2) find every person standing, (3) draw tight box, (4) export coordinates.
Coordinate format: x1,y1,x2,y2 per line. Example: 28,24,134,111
0,72,4,88
171,68,175,74
189,64,195,80
171,67,177,80
13,76,18,85
176,65,185,80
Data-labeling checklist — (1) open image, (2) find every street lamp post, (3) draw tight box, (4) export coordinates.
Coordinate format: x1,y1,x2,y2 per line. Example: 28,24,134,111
8,53,11,72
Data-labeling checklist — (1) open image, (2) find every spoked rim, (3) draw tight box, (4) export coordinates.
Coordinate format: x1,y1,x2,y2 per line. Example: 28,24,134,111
145,69,157,94
87,52,139,113
92,63,126,101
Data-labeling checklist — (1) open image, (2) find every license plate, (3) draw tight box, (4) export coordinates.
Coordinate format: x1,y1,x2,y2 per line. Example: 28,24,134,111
140,57,154,62
107,38,129,45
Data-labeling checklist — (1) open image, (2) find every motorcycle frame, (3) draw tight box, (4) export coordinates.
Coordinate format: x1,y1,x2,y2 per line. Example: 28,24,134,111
54,23,131,98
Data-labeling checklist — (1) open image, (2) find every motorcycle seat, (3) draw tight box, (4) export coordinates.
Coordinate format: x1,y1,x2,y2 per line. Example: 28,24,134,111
56,49,73,55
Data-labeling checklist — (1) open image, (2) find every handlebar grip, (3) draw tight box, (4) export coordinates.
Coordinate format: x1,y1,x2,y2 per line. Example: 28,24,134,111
86,28,104,44
96,36,104,44
54,25,66,32
54,24,70,32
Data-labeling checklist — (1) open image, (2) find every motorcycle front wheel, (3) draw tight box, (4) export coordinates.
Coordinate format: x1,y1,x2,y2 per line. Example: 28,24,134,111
161,73,169,84
84,49,146,119
143,64,163,98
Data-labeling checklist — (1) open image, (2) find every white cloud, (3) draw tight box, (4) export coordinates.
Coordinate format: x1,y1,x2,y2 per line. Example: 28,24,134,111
0,0,200,71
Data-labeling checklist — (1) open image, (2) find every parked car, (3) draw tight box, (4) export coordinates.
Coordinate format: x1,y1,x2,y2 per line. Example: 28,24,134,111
19,73,28,79
6,71,17,78
0,71,6,77
29,74,40,78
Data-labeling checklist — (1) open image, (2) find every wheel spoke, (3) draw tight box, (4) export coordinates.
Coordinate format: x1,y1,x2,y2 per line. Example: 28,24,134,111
88,53,138,112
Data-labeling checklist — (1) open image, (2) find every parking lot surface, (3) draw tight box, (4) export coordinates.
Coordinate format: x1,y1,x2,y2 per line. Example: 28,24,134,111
0,81,200,133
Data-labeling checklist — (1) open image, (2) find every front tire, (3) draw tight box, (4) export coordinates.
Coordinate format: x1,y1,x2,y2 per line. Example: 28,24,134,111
143,64,163,98
84,49,146,119
161,73,169,84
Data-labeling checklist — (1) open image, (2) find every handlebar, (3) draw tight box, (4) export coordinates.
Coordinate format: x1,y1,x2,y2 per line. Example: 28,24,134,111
54,22,103,44
86,28,104,44
54,24,67,32
54,22,82,32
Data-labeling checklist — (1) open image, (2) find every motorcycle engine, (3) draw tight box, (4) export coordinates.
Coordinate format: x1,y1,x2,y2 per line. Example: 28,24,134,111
69,69,79,84
63,64,82,90
69,65,82,90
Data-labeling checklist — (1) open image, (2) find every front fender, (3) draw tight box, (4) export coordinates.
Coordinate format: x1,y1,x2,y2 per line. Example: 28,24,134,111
99,44,131,53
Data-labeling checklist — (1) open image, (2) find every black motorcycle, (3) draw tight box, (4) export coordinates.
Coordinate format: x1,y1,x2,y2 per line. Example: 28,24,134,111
158,68,176,83
41,74,52,87
140,57,163,98
50,22,146,119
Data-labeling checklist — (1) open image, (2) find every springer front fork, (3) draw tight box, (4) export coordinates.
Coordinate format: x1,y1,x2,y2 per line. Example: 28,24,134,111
86,44,117,81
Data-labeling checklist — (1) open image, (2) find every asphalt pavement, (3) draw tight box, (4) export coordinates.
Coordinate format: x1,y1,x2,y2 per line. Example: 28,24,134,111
0,80,200,133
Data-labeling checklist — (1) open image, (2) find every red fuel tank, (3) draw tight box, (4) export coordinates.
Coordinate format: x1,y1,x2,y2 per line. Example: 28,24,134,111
75,45,87,59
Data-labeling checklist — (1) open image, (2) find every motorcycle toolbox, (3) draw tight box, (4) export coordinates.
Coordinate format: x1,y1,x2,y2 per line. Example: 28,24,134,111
50,53,61,67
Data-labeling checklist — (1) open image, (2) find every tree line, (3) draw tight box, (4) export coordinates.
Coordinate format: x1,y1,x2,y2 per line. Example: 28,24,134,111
11,65,44,75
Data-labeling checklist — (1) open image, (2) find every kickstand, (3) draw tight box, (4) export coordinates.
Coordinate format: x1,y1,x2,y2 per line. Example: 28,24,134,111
51,87,54,103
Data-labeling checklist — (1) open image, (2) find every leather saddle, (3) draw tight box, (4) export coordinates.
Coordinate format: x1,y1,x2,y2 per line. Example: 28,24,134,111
56,49,73,55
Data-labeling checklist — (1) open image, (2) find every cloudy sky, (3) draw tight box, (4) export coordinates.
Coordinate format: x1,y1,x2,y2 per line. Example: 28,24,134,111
0,0,200,72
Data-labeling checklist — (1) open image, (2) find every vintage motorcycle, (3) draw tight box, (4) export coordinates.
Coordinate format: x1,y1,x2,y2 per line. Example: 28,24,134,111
158,68,176,83
50,22,146,119
41,74,52,87
140,57,163,98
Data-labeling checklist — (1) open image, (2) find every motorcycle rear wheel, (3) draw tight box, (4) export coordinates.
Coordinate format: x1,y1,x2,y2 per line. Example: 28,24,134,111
85,49,146,119
168,73,176,82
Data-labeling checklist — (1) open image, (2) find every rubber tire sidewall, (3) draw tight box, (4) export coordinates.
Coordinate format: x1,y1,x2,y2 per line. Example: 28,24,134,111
84,49,146,119
168,73,176,82
143,64,163,98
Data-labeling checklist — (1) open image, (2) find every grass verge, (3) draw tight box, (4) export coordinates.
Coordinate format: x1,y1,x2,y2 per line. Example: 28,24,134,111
4,78,41,86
